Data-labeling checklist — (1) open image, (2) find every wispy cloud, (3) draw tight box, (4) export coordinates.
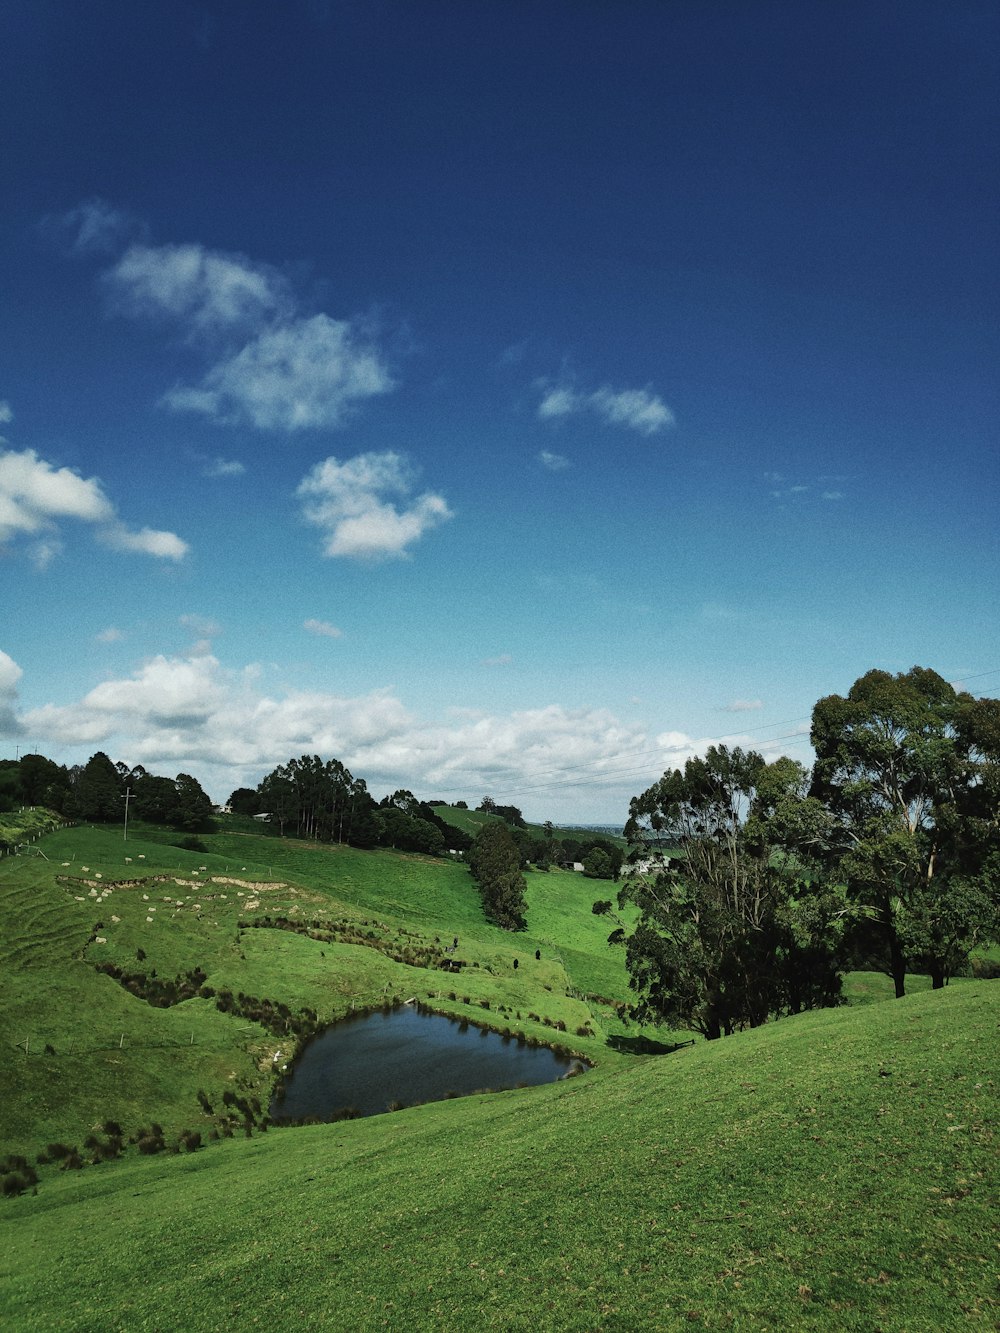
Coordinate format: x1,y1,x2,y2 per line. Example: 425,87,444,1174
0,401,12,425
537,380,674,435
538,450,570,471
201,456,245,478
304,618,342,638
0,446,188,564
767,471,848,503
180,614,221,638
297,451,452,561
96,626,124,643
721,698,764,713
49,198,142,255
480,653,512,667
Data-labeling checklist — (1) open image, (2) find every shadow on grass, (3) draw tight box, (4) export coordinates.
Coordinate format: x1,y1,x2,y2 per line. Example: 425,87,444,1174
606,1033,695,1056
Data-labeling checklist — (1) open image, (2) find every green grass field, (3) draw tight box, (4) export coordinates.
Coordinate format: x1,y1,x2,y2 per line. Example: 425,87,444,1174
0,816,996,1330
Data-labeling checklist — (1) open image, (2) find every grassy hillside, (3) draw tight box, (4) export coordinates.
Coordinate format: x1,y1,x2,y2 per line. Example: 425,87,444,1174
0,984,995,1330
1,821,995,1330
0,823,637,1161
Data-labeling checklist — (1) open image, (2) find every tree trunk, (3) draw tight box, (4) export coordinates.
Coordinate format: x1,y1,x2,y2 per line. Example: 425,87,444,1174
929,961,946,990
889,929,906,998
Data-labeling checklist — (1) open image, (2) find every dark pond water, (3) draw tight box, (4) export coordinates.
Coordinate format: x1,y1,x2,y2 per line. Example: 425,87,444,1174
270,1005,582,1120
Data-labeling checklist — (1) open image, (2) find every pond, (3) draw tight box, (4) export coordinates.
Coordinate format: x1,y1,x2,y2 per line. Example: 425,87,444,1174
270,1005,584,1120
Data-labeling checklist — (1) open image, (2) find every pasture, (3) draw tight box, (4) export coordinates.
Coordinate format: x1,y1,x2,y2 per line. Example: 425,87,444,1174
0,819,996,1330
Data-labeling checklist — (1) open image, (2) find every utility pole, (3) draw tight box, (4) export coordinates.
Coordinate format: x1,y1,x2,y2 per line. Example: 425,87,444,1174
123,787,133,841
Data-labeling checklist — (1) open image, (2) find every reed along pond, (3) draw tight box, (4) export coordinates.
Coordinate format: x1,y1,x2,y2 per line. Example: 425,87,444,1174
270,1005,584,1120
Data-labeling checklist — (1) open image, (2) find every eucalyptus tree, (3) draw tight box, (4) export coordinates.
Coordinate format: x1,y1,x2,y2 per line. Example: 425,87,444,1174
603,746,844,1039
257,755,373,843
811,667,1000,994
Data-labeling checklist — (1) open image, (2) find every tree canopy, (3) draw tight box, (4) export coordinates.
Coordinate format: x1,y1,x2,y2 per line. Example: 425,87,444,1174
811,666,1000,994
467,821,528,931
607,745,845,1039
606,666,999,1039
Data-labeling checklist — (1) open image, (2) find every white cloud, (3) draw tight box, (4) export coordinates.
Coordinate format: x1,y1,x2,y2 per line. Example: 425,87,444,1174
0,401,12,425
537,381,674,435
538,387,580,419
0,649,23,696
96,627,124,643
0,448,114,538
107,242,291,338
98,524,189,561
822,490,844,501
164,314,393,431
589,387,674,434
0,447,188,564
304,618,342,638
15,651,813,817
85,222,395,434
722,699,764,713
298,451,453,561
480,654,512,667
0,649,24,737
202,456,245,478
538,450,570,471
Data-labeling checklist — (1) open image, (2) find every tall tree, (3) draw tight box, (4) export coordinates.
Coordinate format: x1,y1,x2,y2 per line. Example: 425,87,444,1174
811,667,999,995
70,752,123,822
468,821,528,930
171,773,215,832
607,746,844,1039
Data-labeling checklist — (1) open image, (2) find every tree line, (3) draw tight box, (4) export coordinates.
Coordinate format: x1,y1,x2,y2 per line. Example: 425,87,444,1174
598,667,1000,1039
0,751,214,833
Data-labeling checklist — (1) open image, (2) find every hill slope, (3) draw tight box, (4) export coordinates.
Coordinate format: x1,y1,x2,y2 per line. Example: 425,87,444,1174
0,984,995,1330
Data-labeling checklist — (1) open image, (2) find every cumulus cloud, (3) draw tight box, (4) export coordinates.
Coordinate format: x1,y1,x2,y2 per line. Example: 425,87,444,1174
0,649,25,737
16,649,813,816
98,523,189,561
164,314,394,431
537,381,674,435
106,242,292,338
0,448,114,536
0,447,188,563
297,451,453,561
590,387,674,434
304,618,342,638
19,655,654,807
538,450,570,471
79,219,396,433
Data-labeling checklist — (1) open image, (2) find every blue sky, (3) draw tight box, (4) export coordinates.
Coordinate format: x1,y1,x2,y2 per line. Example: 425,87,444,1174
1,1,997,821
